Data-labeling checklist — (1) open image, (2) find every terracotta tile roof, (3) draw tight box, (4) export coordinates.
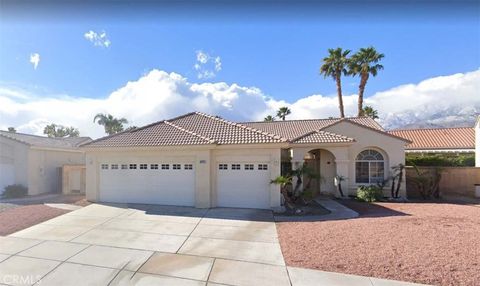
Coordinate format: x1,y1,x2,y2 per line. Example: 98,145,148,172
0,131,91,149
388,127,475,150
241,117,383,140
168,112,286,145
83,112,286,148
292,130,355,144
82,120,213,147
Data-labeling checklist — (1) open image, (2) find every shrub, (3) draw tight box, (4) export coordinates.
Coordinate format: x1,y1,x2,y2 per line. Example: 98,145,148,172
406,154,475,167
356,185,383,202
2,184,28,199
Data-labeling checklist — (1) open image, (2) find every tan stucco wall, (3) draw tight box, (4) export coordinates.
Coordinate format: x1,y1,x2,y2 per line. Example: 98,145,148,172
325,121,406,196
0,137,29,189
85,145,282,208
28,148,85,195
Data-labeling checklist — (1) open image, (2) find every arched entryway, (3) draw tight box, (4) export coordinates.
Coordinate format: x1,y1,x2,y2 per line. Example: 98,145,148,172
303,149,337,196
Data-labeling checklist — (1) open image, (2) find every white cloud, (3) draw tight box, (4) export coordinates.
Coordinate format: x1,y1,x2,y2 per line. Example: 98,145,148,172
194,50,222,79
29,53,40,69
84,30,111,48
0,69,478,138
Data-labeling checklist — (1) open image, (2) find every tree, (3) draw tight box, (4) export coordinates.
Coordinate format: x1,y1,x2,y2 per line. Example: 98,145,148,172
363,105,379,119
349,47,384,116
93,113,128,135
43,124,80,138
264,115,275,122
7,127,16,133
320,48,351,118
276,107,291,121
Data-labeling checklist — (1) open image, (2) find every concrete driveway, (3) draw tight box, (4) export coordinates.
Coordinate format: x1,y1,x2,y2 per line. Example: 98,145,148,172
0,203,426,286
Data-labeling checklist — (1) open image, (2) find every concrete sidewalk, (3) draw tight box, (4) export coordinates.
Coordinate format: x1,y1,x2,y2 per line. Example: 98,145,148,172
0,203,428,285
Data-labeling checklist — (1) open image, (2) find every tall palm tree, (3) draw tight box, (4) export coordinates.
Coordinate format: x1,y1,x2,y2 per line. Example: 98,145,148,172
264,115,275,122
349,47,384,116
276,107,291,121
320,48,351,118
93,113,128,135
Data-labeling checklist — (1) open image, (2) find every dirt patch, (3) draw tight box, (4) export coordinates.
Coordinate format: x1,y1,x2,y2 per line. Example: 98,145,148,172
277,201,480,286
0,205,70,236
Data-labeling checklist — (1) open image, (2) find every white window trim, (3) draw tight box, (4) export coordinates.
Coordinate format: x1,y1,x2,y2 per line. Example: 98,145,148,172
355,160,385,185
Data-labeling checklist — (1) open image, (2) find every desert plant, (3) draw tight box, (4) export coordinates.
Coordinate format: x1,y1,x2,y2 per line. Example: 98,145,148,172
389,163,405,198
2,184,28,199
409,165,443,199
270,175,294,208
356,185,383,202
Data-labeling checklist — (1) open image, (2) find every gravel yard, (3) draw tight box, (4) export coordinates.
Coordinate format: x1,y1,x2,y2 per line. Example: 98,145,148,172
0,194,87,236
277,200,480,286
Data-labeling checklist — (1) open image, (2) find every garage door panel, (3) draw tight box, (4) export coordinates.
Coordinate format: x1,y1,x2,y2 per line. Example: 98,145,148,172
216,163,270,209
99,162,195,206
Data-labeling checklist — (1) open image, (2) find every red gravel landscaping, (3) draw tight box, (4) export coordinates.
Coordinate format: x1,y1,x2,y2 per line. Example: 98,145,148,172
277,200,480,286
0,205,70,236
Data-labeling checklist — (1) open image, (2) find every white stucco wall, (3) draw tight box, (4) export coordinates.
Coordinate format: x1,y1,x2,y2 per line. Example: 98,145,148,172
0,137,29,192
84,145,282,209
28,148,85,195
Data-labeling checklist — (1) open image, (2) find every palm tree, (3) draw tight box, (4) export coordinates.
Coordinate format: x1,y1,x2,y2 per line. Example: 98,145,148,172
362,105,379,119
264,115,275,122
349,47,384,116
276,107,291,121
93,113,128,135
320,48,351,118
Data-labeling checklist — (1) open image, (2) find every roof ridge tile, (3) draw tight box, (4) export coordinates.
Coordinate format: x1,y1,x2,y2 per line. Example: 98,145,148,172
164,120,217,144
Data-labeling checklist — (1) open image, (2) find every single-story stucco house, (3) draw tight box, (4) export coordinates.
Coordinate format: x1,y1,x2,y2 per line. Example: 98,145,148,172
0,131,91,196
81,112,410,210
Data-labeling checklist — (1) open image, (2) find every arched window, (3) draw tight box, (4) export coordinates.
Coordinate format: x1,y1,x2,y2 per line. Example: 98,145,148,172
355,150,385,184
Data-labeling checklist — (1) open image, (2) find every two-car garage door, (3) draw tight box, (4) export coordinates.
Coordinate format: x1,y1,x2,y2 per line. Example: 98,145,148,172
99,161,195,206
97,158,272,209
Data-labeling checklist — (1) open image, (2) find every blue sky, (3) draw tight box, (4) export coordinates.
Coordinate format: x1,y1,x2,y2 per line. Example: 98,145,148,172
0,1,479,137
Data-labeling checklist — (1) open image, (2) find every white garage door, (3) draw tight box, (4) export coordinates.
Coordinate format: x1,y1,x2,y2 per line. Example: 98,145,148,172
99,162,195,206
0,163,14,194
217,162,271,209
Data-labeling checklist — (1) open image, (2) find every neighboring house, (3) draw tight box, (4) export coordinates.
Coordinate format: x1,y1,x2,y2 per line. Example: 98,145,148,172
82,112,409,210
0,131,91,196
388,127,475,154
477,117,480,167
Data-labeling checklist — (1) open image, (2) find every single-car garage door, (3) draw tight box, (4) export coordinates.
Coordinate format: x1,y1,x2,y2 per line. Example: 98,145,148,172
99,162,195,206
217,162,270,209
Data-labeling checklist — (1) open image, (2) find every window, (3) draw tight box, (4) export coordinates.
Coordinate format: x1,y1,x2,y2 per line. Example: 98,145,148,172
244,164,254,170
129,164,137,170
219,164,228,170
150,164,159,170
101,164,109,170
121,164,128,170
140,164,148,170
161,164,170,170
258,164,268,170
111,164,119,170
184,164,193,170
355,150,385,184
173,164,181,170
231,164,241,170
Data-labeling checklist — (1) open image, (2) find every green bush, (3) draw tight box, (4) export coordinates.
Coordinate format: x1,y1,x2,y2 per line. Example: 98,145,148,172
356,185,383,202
406,154,475,167
2,184,28,199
